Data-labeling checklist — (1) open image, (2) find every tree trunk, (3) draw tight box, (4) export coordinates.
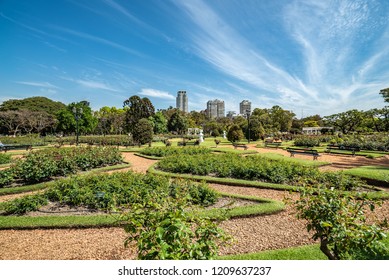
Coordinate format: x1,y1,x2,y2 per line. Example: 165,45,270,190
320,238,338,260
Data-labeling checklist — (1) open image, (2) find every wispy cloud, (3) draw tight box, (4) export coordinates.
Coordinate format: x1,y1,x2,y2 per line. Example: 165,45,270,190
137,88,175,100
76,79,121,92
15,81,59,89
51,25,144,57
173,0,389,114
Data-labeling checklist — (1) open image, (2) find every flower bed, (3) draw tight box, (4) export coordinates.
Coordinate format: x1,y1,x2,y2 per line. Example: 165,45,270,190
139,146,211,158
157,153,364,190
0,172,218,215
0,146,123,187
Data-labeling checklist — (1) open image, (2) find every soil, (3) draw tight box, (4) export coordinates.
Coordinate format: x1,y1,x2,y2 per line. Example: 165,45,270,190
1,145,388,260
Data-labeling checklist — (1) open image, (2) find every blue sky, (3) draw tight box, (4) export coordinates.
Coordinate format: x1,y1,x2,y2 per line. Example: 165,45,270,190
1,0,389,117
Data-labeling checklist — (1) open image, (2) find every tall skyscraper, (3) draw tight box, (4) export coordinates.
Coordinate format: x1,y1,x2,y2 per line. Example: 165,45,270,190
206,99,225,119
176,90,188,113
240,100,251,115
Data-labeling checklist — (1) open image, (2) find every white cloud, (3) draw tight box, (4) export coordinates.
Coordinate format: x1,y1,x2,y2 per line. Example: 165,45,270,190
15,81,59,89
76,80,121,92
174,0,389,115
137,88,175,100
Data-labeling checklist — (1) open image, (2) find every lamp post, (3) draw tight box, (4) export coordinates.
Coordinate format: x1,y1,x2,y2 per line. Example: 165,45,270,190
246,109,251,143
72,107,83,146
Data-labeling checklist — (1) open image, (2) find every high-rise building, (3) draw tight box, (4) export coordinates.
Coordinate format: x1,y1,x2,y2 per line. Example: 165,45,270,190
176,90,188,113
240,100,251,115
206,99,225,119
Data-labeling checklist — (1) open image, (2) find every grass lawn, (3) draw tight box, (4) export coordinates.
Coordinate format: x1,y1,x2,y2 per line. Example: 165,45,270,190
344,166,389,182
218,234,389,260
250,152,331,167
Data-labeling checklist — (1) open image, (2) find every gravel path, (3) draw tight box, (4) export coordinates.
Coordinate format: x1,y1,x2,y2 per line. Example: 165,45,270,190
1,148,388,260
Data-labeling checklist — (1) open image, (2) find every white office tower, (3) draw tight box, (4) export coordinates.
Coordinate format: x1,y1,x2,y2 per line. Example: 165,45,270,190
176,90,188,113
207,99,225,119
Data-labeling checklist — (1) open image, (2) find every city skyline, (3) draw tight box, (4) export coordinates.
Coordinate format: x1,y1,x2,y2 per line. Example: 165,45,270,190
1,0,389,116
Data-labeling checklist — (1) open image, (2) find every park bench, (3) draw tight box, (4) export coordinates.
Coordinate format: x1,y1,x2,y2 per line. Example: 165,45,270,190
233,143,248,150
325,144,360,157
264,142,282,149
286,148,320,160
0,144,33,152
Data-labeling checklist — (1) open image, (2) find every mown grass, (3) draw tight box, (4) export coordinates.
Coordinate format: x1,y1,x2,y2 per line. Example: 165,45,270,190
344,166,389,182
0,214,119,229
249,153,331,167
218,243,326,260
219,235,389,260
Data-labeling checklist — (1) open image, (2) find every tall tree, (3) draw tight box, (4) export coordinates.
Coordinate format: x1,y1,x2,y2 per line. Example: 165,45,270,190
123,96,155,133
0,96,65,115
227,124,244,143
56,101,97,134
0,110,25,136
167,109,188,134
324,109,364,134
379,88,389,103
149,111,168,134
132,118,154,146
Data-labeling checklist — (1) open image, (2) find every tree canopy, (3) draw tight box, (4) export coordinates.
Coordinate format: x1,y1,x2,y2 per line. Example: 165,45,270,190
0,96,66,116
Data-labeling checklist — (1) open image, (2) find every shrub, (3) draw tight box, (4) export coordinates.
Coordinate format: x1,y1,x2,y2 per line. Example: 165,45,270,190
1,147,123,187
0,153,12,164
1,194,48,215
122,194,228,260
291,185,388,259
294,136,321,147
0,168,15,187
140,147,211,158
157,154,364,190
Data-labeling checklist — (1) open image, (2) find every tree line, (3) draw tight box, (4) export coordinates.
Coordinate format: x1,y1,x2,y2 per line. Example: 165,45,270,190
1,89,388,140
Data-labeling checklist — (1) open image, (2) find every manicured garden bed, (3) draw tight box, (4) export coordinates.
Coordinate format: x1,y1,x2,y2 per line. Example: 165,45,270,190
0,146,123,187
0,171,284,229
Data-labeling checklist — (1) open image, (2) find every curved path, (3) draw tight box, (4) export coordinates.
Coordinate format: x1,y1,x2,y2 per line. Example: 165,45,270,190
1,148,388,259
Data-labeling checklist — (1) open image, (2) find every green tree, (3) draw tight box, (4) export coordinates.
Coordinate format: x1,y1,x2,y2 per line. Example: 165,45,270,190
227,124,244,143
0,96,66,115
188,111,206,127
94,106,125,135
167,110,188,134
149,111,168,134
269,105,295,132
123,96,155,133
379,88,389,103
246,115,265,141
324,109,364,134
292,185,388,260
204,120,222,137
56,101,97,134
303,120,319,127
132,118,154,146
